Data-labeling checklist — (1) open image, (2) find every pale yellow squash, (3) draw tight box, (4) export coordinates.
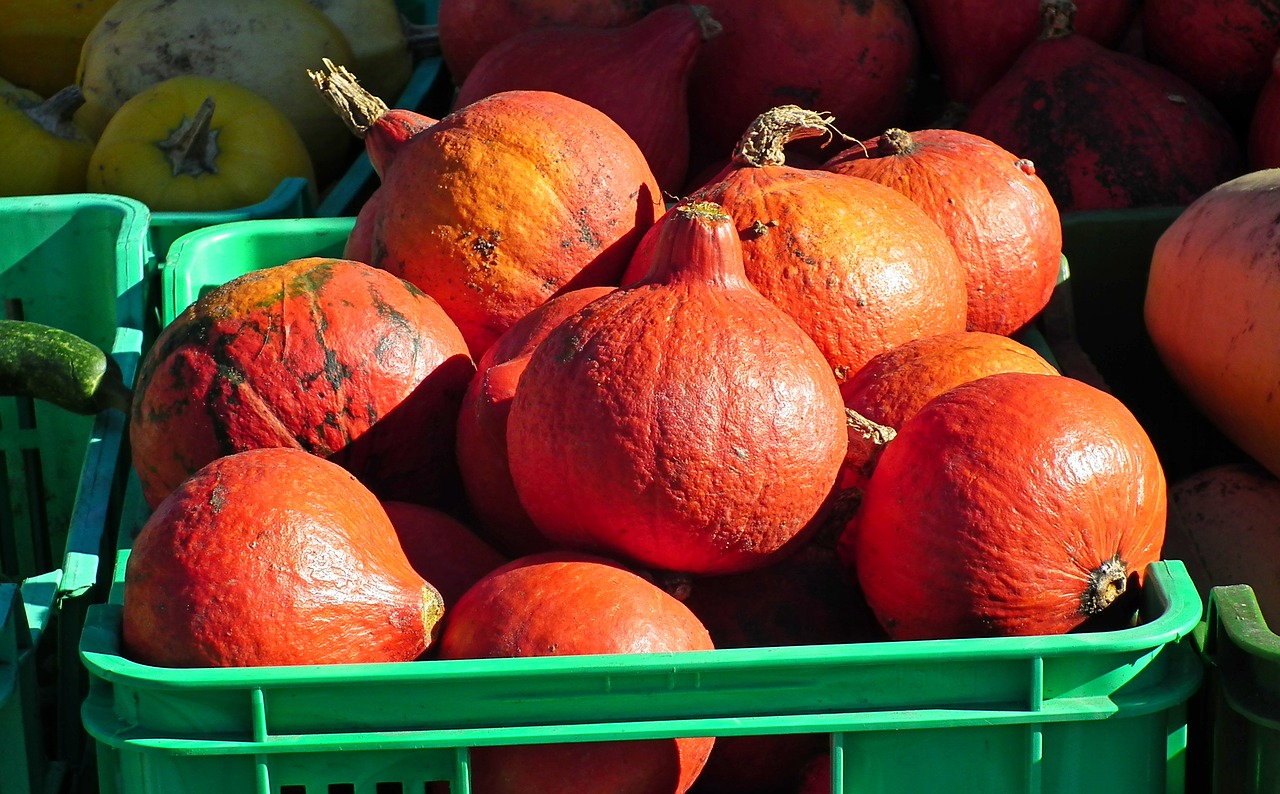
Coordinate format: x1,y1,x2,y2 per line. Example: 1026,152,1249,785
0,85,94,196
307,0,413,101
87,75,316,212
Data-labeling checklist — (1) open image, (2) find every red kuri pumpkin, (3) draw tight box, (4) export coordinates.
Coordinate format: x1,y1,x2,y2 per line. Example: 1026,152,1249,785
849,372,1167,640
508,201,848,575
624,107,968,384
129,256,475,510
123,448,443,667
436,551,716,794
822,128,1063,336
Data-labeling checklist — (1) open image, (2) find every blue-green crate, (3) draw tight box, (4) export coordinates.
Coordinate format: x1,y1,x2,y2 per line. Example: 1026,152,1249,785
147,178,316,266
0,193,148,794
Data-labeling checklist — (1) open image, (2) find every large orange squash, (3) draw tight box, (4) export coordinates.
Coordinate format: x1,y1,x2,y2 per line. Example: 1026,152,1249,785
1144,169,1280,480
436,551,715,794
849,372,1167,640
623,107,968,384
129,257,474,510
508,202,848,575
341,86,664,359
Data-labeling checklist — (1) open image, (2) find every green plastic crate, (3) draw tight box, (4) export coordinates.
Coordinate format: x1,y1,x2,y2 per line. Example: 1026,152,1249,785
0,193,149,794
147,178,316,265
85,216,1205,794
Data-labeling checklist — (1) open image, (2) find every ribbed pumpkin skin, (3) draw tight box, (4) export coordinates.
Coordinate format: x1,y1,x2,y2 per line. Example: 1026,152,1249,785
508,205,848,575
1144,170,1280,480
961,14,1242,212
623,167,967,383
823,128,1062,336
369,90,664,359
851,372,1167,640
129,257,475,510
123,448,443,667
437,552,715,794
455,286,615,558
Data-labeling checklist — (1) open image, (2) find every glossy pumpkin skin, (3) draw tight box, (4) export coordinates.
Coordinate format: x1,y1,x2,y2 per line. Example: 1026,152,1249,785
508,203,849,575
624,134,968,384
455,286,615,558
123,448,443,667
685,0,919,170
129,257,475,510
961,5,1242,212
370,90,664,359
850,372,1167,640
438,0,664,84
437,551,716,794
837,331,1059,495
1144,170,1280,480
823,128,1063,336
87,75,317,212
906,0,1138,105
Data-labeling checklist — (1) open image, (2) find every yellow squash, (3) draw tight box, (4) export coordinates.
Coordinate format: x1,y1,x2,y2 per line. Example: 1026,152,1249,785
0,85,94,196
87,75,317,212
307,0,413,101
0,0,119,96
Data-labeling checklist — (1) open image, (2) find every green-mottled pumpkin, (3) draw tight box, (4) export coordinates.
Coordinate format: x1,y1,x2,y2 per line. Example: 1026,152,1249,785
129,256,475,510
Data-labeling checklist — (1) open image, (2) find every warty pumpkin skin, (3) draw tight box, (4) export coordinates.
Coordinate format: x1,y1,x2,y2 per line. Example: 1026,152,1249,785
508,202,849,576
1144,169,1280,480
623,107,969,384
367,89,664,359
823,128,1063,336
129,256,475,511
437,551,715,794
849,372,1167,640
123,447,444,667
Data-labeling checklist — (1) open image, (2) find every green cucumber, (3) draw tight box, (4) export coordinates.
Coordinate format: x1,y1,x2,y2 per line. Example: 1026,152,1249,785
0,319,132,415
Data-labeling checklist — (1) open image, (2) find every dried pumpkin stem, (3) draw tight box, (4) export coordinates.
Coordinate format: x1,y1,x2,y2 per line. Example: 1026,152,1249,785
1079,554,1128,615
732,105,845,167
25,85,87,140
308,57,389,139
157,96,220,178
880,128,917,156
689,5,723,40
1039,0,1077,40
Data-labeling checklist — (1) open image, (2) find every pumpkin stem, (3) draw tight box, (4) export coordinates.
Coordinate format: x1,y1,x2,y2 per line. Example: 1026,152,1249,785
1039,0,1077,40
157,96,220,178
689,5,723,40
1080,554,1128,615
732,105,849,167
309,57,390,139
880,128,917,156
25,85,91,142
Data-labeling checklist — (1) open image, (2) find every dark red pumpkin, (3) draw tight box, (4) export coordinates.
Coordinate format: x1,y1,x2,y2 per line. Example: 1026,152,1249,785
1249,51,1280,169
684,0,919,171
123,448,443,667
381,500,507,607
849,372,1167,640
961,0,1243,212
453,4,719,193
437,551,716,794
624,107,968,384
129,256,475,510
823,128,1062,336
907,0,1139,105
455,286,615,557
508,201,848,575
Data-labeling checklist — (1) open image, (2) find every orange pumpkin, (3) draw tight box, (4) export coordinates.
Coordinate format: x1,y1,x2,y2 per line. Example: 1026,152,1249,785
1144,169,1280,480
849,372,1166,640
623,106,968,383
823,128,1063,336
